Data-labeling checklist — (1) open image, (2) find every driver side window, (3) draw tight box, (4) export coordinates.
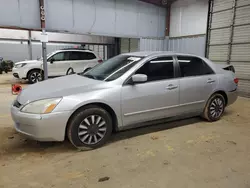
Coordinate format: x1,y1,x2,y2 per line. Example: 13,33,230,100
135,56,174,82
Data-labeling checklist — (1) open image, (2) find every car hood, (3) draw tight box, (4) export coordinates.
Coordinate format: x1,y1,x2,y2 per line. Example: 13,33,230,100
17,74,105,104
15,60,42,65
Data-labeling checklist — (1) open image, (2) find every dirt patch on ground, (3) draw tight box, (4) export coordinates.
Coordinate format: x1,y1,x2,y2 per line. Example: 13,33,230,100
0,85,250,188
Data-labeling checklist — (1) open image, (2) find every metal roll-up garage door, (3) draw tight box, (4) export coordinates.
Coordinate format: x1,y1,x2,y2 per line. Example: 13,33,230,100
206,0,250,97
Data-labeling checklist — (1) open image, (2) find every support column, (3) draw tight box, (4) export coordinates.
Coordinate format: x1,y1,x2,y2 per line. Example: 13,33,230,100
28,30,33,60
39,0,48,80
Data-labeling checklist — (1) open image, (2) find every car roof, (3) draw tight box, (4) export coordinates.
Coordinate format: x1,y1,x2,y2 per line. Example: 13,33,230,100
124,51,201,58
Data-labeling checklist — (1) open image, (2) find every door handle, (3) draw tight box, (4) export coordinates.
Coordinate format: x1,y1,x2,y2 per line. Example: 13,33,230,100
166,84,178,90
207,78,215,83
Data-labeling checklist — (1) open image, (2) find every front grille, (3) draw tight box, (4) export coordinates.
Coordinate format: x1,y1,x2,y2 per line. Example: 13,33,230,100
13,100,22,108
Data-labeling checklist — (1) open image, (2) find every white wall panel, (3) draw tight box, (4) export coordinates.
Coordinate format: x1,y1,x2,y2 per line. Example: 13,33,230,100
170,0,208,37
0,0,40,28
45,0,166,38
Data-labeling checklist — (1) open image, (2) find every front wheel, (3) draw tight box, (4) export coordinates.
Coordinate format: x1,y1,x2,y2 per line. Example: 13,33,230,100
203,93,226,122
28,70,44,84
67,105,113,149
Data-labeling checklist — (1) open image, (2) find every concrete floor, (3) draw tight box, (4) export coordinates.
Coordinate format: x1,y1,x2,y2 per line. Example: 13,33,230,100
0,73,250,188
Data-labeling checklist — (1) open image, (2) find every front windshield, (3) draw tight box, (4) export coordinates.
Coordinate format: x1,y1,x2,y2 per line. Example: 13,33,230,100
38,52,55,60
81,55,142,81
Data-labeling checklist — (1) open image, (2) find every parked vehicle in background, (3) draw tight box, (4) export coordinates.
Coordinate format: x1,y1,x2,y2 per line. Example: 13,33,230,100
11,51,238,149
12,48,102,84
0,57,14,74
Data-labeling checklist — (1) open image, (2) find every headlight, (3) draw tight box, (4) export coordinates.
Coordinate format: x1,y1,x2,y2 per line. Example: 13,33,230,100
15,63,27,68
21,98,62,114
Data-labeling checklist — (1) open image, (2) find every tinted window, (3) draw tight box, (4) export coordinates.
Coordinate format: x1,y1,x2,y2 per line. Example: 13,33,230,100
70,52,96,60
177,56,214,77
50,52,67,61
135,57,174,82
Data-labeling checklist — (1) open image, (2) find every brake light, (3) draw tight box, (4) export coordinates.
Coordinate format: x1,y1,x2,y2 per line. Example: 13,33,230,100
234,78,239,84
98,59,103,63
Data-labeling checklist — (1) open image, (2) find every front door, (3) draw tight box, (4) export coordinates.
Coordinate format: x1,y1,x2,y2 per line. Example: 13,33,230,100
177,56,217,113
121,56,180,127
47,51,70,76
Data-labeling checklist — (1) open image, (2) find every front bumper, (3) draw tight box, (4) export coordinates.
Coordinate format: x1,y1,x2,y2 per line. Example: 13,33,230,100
227,89,238,106
11,105,71,142
12,67,27,79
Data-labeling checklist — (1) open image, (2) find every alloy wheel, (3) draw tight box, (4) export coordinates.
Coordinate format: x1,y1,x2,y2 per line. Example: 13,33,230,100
209,97,224,119
78,115,107,145
30,72,42,83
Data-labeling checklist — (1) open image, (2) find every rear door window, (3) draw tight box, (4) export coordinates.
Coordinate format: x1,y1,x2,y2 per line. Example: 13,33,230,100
177,56,214,77
70,52,96,60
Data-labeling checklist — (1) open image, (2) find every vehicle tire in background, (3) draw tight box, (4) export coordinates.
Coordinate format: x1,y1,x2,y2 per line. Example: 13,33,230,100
28,69,44,84
66,68,75,75
0,68,2,74
203,93,226,122
67,105,113,149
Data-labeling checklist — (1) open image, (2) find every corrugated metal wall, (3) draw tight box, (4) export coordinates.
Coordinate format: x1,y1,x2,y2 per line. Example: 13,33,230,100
207,0,250,97
168,35,206,56
139,38,168,51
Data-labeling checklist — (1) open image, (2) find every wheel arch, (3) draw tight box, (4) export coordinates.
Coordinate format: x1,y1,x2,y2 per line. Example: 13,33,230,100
210,90,228,106
65,102,119,140
26,68,44,79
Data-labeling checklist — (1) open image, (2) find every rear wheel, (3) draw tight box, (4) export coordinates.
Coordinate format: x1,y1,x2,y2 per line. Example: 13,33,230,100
67,105,113,149
203,93,226,122
28,70,43,84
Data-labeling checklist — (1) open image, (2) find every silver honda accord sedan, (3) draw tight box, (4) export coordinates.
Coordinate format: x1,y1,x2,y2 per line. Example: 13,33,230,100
11,51,238,149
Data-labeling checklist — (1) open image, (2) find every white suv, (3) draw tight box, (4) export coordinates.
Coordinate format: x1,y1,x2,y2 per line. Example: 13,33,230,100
12,48,102,84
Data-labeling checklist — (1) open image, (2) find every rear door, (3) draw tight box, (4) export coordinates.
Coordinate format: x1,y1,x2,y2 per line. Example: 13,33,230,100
121,56,180,126
69,51,98,73
177,56,217,113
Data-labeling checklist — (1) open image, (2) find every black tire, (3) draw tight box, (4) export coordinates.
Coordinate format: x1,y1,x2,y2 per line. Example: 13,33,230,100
66,68,75,75
4,69,8,73
67,105,113,149
28,70,44,84
0,69,2,74
203,93,226,122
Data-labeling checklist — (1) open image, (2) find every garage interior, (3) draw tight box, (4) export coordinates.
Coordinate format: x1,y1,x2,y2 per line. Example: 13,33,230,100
0,0,250,187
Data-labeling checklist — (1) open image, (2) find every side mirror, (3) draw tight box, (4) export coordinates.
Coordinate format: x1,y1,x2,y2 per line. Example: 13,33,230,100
131,74,147,84
50,58,55,64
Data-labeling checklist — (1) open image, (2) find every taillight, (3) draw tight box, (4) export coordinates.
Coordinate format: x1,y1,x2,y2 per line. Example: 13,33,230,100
234,78,239,84
98,59,103,63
